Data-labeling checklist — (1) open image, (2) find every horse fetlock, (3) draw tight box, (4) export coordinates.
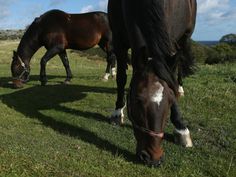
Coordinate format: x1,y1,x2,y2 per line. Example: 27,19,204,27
111,67,116,77
173,128,193,147
110,115,124,125
63,79,71,85
178,86,184,96
110,108,125,125
40,76,48,86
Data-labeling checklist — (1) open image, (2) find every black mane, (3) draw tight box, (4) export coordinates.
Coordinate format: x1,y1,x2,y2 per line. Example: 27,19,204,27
137,0,178,94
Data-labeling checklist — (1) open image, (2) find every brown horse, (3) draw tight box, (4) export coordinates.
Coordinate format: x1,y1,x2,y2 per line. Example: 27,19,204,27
108,0,196,166
11,9,116,88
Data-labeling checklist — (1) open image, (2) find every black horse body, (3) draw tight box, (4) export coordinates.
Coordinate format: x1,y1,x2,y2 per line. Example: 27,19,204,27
11,9,116,88
108,0,196,166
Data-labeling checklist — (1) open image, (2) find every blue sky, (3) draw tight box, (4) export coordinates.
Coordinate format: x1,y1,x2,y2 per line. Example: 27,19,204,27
0,0,235,41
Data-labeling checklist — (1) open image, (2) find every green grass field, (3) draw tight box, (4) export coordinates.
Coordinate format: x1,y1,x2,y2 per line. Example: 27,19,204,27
0,41,235,177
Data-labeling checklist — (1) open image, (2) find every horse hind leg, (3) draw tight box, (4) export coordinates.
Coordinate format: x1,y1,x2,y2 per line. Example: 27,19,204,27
100,40,116,81
178,37,196,96
59,50,72,84
170,101,193,147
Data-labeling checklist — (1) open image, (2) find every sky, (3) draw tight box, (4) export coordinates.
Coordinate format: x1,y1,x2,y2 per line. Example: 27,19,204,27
0,0,235,41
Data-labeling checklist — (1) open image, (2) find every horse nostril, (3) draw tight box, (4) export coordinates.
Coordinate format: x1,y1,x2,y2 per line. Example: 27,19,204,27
139,150,151,163
151,155,164,167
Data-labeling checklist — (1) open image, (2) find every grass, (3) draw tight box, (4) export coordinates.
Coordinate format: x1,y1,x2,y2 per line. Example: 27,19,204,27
0,41,235,177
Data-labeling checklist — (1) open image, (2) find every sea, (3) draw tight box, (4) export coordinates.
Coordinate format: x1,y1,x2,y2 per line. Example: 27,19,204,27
197,41,219,46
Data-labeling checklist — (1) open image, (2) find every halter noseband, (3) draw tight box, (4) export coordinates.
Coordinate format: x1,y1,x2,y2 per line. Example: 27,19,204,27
132,122,164,139
13,56,30,82
127,89,164,139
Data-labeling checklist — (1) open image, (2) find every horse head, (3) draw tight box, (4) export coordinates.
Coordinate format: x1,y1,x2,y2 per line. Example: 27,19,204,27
11,50,30,88
127,57,175,167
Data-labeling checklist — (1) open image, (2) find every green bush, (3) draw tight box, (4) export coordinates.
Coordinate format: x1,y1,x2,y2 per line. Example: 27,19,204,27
191,41,209,64
205,43,236,64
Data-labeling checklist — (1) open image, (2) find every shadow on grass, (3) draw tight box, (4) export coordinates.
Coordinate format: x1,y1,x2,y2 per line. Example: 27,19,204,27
0,83,136,163
0,75,67,89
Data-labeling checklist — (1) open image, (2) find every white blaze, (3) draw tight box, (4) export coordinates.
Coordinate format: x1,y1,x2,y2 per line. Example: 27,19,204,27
151,83,164,106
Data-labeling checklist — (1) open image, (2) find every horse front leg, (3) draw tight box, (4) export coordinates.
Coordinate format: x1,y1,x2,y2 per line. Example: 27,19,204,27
170,101,193,147
110,49,128,125
40,46,62,86
59,50,73,84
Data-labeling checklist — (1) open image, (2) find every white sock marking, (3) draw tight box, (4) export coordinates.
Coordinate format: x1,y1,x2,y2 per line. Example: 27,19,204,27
111,67,116,76
111,105,126,124
175,128,193,147
178,86,184,96
103,73,110,80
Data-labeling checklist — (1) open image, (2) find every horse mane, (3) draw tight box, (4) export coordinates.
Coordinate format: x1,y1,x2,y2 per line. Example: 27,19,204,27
137,0,174,58
137,0,178,95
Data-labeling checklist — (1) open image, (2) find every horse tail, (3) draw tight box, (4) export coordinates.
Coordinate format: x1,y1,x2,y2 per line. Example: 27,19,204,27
137,0,178,95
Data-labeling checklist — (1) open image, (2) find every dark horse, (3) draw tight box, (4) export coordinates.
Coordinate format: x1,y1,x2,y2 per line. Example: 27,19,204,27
11,9,116,88
108,0,196,166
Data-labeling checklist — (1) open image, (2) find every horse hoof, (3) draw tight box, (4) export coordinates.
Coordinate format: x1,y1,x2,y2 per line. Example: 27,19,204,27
173,128,193,147
109,115,124,126
40,81,47,86
63,80,71,85
102,73,110,81
102,78,109,82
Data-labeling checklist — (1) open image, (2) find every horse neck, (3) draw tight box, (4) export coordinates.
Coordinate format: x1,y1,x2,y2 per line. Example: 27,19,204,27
17,37,40,65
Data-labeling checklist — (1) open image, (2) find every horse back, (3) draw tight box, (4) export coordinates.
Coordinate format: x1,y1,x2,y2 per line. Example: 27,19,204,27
67,12,111,49
37,10,111,50
164,0,197,41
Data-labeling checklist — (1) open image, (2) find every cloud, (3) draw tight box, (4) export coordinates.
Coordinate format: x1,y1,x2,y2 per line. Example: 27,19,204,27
80,5,94,13
198,0,229,14
98,0,108,11
197,0,236,24
80,0,108,13
221,9,236,19
0,0,16,22
49,0,67,7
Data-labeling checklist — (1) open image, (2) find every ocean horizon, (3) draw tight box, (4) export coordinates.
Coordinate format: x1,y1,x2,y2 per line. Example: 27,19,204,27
196,41,219,46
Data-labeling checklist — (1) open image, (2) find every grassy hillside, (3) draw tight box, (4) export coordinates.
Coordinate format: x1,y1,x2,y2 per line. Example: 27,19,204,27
0,41,235,177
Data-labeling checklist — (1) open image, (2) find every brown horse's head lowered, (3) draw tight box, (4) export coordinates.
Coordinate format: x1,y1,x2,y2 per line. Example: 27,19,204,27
11,9,116,88
108,0,196,166
11,51,30,88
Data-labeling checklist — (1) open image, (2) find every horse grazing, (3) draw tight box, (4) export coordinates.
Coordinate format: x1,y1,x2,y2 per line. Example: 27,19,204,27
11,9,116,88
108,0,196,166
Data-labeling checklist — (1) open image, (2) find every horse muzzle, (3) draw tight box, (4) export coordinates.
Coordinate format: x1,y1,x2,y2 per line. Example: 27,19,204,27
12,79,24,89
137,150,164,167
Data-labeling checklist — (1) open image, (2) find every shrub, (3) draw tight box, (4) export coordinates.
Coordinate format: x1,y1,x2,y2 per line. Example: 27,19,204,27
205,43,236,64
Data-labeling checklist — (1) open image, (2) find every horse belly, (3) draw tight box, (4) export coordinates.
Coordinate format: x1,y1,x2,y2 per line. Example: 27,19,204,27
67,31,101,50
